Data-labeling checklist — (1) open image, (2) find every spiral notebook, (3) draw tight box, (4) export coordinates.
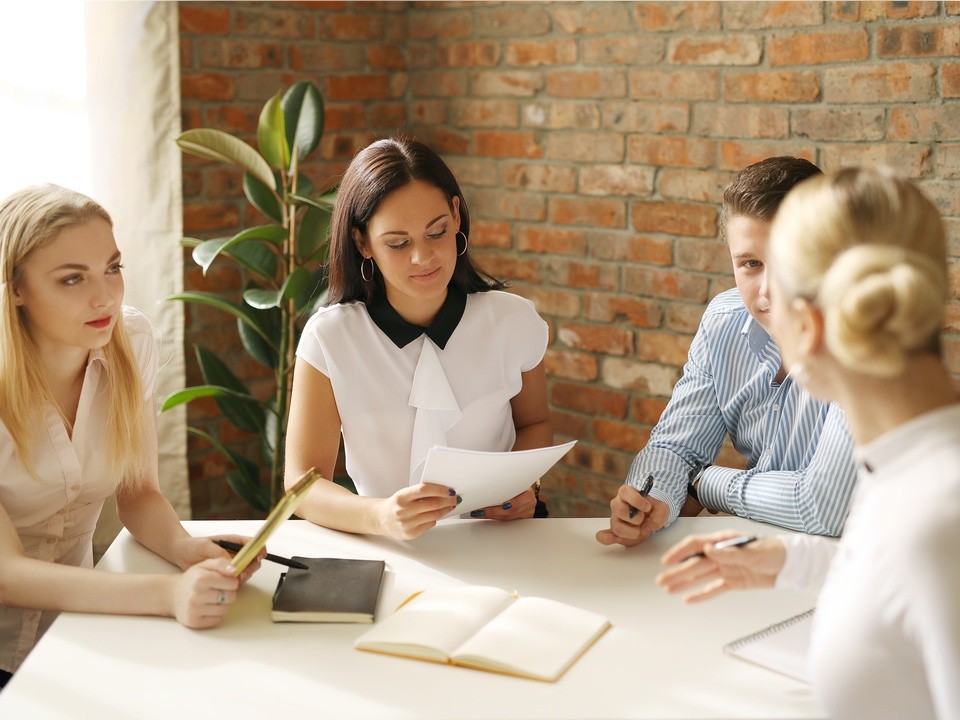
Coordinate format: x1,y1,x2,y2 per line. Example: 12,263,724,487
723,608,815,683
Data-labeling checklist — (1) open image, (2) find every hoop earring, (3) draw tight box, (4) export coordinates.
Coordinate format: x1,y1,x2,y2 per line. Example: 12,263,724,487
360,257,375,282
456,231,468,257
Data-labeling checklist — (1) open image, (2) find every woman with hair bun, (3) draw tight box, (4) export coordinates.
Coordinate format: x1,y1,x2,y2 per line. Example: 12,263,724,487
656,168,959,719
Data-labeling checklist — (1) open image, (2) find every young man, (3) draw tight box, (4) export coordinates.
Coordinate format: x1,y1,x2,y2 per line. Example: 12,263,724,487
597,157,857,547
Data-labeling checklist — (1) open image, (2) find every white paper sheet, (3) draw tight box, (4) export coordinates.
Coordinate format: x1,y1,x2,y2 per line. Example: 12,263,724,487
419,441,577,517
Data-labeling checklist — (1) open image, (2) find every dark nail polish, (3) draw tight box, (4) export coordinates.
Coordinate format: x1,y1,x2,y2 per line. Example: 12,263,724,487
470,509,486,518
447,488,456,496
456,495,462,504
501,502,512,510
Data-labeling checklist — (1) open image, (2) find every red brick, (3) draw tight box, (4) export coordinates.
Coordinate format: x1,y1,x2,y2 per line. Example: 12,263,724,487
546,132,625,162
629,69,720,100
502,163,576,193
631,200,718,238
636,331,694,366
474,253,541,284
567,446,632,485
505,40,578,67
367,44,405,70
409,100,446,125
544,349,599,381
602,358,681,396
709,277,737,298
439,41,500,68
549,197,627,228
581,36,665,65
324,104,366,131
552,3,635,34
183,202,240,233
319,131,379,160
368,102,406,128
289,45,365,72
180,38,194,68
631,396,669,425
676,238,732,274
590,234,672,265
948,1,960,15
723,70,820,103
515,288,582,319
945,63,960,98
319,13,384,40
468,221,512,250
824,63,936,103
198,39,283,69
235,7,314,39
583,293,664,328
580,165,655,196
181,72,235,101
935,145,960,180
723,1,824,28
474,131,543,159
409,72,468,99
549,411,591,444
602,101,690,133
447,158,498,187
878,24,960,57
691,105,788,139
407,127,468,156
667,303,707,334
406,43,438,71
889,106,960,142
179,5,230,34
203,106,260,134
592,419,649,453
657,169,735,203
325,74,391,101
544,259,619,291
629,136,715,169
668,34,762,65
552,381,628,419
793,107,886,141
546,70,627,99
522,103,602,130
450,100,519,128
820,143,932,179
921,181,960,218
184,263,243,294
476,5,551,36
470,189,546,222
205,167,245,198
623,266,710,302
829,1,939,20
557,323,632,355
718,140,817,171
633,2,721,31
406,9,472,39
471,71,544,98
516,227,586,255
768,28,869,65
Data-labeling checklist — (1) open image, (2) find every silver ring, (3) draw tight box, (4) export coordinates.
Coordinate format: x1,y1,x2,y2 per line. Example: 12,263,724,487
216,590,227,605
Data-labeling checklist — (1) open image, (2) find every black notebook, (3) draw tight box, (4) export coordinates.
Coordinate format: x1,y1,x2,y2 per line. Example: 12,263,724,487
723,608,815,683
271,557,386,623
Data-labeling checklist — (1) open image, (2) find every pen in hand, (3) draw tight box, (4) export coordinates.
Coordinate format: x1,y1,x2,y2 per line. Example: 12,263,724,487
214,539,309,570
628,474,654,519
684,534,758,561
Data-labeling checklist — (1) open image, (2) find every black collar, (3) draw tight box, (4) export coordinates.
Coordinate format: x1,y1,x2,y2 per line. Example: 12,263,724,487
366,286,467,350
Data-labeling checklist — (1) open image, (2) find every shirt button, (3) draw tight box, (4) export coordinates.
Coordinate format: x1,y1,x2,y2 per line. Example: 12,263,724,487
773,404,780,411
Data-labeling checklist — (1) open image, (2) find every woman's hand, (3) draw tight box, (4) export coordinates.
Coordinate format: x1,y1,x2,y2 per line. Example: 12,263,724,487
169,558,240,628
173,535,264,585
655,531,786,603
376,482,459,540
470,486,538,521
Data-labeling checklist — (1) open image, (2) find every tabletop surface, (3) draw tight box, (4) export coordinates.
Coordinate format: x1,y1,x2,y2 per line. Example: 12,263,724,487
0,517,824,719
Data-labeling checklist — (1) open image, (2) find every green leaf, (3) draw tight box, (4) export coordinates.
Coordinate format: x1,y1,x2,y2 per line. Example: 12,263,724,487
282,81,324,167
165,291,275,347
177,129,276,191
280,267,311,301
243,172,283,223
238,309,279,369
289,193,335,211
226,469,270,512
192,224,286,274
244,287,282,310
195,346,265,433
296,266,329,316
161,384,258,412
293,173,315,198
297,205,332,262
257,92,290,170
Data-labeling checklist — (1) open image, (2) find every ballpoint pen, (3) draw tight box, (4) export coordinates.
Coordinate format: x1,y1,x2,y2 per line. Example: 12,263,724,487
628,474,654,519
214,539,309,570
685,534,759,561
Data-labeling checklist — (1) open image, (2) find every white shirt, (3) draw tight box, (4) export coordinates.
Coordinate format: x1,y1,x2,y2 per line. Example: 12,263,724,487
0,307,158,672
777,404,960,720
296,289,548,497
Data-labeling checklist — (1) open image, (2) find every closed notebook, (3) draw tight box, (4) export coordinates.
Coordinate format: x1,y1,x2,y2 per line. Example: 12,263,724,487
271,557,386,623
354,585,610,682
723,608,815,683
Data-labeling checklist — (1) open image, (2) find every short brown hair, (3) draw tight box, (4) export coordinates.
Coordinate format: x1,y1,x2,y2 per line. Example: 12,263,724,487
720,156,822,241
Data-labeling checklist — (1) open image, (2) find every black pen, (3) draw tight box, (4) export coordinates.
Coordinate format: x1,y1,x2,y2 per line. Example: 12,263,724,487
215,539,309,570
628,474,654,519
685,534,758,561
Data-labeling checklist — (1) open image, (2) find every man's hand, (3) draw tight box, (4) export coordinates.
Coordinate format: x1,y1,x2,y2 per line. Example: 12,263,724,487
595,484,670,547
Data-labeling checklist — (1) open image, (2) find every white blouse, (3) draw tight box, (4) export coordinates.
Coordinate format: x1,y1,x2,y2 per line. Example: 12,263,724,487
296,289,548,497
0,307,158,672
777,404,960,720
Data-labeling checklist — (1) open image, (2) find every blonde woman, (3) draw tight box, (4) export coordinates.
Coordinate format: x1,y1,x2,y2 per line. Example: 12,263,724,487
657,168,959,719
0,185,261,688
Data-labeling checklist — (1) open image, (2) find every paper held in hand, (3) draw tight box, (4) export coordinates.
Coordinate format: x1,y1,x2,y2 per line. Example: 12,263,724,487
354,584,610,682
227,468,321,576
419,440,576,517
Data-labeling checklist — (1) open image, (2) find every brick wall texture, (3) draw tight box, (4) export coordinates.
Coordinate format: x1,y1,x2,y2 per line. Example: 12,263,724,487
179,1,960,519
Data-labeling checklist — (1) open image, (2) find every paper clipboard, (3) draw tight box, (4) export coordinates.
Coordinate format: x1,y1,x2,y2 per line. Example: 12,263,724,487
228,468,321,575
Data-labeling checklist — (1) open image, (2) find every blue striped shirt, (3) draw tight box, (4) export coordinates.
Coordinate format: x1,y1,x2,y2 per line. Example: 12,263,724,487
627,288,857,536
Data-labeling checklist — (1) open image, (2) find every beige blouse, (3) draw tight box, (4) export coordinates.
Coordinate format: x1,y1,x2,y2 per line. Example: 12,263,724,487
0,307,157,672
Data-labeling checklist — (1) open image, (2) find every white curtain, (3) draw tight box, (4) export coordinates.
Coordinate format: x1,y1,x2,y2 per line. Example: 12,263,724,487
85,1,190,550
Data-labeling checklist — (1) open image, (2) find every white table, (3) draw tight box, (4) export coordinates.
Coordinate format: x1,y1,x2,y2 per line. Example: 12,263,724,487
0,518,823,719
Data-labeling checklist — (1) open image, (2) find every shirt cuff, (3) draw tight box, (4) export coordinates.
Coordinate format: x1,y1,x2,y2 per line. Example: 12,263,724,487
695,465,741,515
774,532,838,594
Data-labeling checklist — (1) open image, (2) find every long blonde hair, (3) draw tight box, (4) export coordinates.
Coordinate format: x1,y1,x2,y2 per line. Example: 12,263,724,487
0,184,148,485
770,167,948,378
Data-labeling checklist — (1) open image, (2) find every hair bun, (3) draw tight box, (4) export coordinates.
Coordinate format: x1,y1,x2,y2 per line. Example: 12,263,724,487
819,245,946,377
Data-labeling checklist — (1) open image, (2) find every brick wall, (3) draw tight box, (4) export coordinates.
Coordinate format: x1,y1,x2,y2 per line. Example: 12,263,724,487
179,1,960,520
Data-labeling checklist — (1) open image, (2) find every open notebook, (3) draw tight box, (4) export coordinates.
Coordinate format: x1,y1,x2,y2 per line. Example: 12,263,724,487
723,608,815,683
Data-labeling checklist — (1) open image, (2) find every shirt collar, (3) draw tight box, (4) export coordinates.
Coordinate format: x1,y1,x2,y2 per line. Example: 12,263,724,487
740,315,772,356
366,286,467,350
858,403,960,476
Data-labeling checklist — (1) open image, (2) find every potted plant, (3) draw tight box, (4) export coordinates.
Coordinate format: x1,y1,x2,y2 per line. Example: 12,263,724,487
163,81,335,511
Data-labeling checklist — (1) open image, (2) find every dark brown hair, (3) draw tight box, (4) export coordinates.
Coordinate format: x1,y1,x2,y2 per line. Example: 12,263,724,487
720,156,822,241
326,137,504,305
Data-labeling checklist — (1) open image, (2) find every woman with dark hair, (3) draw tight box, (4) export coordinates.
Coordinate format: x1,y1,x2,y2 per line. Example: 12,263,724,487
285,138,553,540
